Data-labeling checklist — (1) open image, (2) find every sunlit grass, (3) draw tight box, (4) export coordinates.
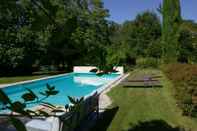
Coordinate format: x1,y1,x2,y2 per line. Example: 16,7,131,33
0,75,48,84
106,69,197,131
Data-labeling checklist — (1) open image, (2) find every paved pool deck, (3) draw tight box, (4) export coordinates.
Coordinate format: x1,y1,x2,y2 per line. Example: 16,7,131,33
0,84,10,88
99,73,130,111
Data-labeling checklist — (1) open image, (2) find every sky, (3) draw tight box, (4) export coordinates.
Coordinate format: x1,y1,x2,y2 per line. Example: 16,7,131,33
103,0,197,24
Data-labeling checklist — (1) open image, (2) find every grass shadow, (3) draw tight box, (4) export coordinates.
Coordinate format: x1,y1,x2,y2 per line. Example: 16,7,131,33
127,120,186,131
90,106,119,131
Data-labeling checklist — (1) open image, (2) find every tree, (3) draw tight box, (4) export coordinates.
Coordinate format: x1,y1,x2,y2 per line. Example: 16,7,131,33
147,38,162,58
162,0,182,63
0,0,42,75
0,0,111,74
108,11,161,67
40,0,110,70
177,20,197,63
177,29,194,63
131,11,161,57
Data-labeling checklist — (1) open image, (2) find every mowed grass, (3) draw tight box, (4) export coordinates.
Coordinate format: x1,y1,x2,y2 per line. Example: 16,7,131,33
0,71,67,84
105,69,197,131
0,75,48,84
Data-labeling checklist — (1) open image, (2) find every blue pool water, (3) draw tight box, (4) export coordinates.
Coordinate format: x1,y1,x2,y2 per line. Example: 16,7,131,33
1,73,119,110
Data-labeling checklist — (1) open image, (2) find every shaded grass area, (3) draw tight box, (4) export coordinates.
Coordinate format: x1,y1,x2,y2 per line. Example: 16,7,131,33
91,69,197,131
127,120,183,131
0,75,48,84
0,71,68,84
90,107,119,131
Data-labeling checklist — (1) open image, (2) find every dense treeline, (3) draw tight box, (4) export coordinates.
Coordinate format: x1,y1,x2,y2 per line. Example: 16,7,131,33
162,0,197,63
107,11,162,67
0,0,197,76
109,0,197,66
0,0,110,75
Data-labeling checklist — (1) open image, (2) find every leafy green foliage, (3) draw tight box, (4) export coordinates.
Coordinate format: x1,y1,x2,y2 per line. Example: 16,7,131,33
0,0,110,75
108,11,161,68
89,68,98,73
88,66,119,76
68,96,84,105
0,84,60,130
0,0,196,76
9,117,27,131
136,58,160,68
127,11,161,57
46,83,55,90
0,89,11,104
22,88,38,102
163,64,197,117
177,21,197,63
61,95,99,131
162,0,182,63
178,29,195,63
10,101,26,113
147,38,162,58
40,84,59,96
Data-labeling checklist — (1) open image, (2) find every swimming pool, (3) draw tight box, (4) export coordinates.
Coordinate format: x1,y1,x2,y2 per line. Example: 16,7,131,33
1,73,120,111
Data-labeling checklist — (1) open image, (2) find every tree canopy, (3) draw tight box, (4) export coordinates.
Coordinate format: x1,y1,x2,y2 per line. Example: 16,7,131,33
0,0,197,76
107,11,161,67
0,0,111,75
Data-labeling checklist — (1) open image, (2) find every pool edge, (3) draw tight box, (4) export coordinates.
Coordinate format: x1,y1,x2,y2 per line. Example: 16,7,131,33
0,72,73,89
84,73,129,99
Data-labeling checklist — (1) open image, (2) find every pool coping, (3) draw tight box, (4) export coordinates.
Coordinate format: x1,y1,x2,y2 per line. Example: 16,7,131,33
83,73,129,99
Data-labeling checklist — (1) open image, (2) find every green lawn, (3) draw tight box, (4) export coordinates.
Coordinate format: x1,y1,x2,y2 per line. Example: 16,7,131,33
0,71,67,84
91,69,197,131
0,75,48,84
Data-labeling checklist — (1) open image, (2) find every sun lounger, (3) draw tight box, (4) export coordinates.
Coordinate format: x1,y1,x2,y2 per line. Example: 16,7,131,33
122,81,162,87
126,79,159,82
122,74,162,87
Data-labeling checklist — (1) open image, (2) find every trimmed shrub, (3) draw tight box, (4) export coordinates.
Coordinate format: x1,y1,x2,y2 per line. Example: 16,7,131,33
163,64,197,82
163,64,197,117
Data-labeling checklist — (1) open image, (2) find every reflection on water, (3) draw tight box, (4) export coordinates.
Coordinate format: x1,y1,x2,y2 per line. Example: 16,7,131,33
74,76,113,86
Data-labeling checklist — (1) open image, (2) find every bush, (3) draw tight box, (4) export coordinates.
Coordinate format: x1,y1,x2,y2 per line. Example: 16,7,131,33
182,94,192,104
163,63,197,117
136,57,160,68
182,104,193,116
147,38,162,58
163,64,197,82
178,28,195,63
